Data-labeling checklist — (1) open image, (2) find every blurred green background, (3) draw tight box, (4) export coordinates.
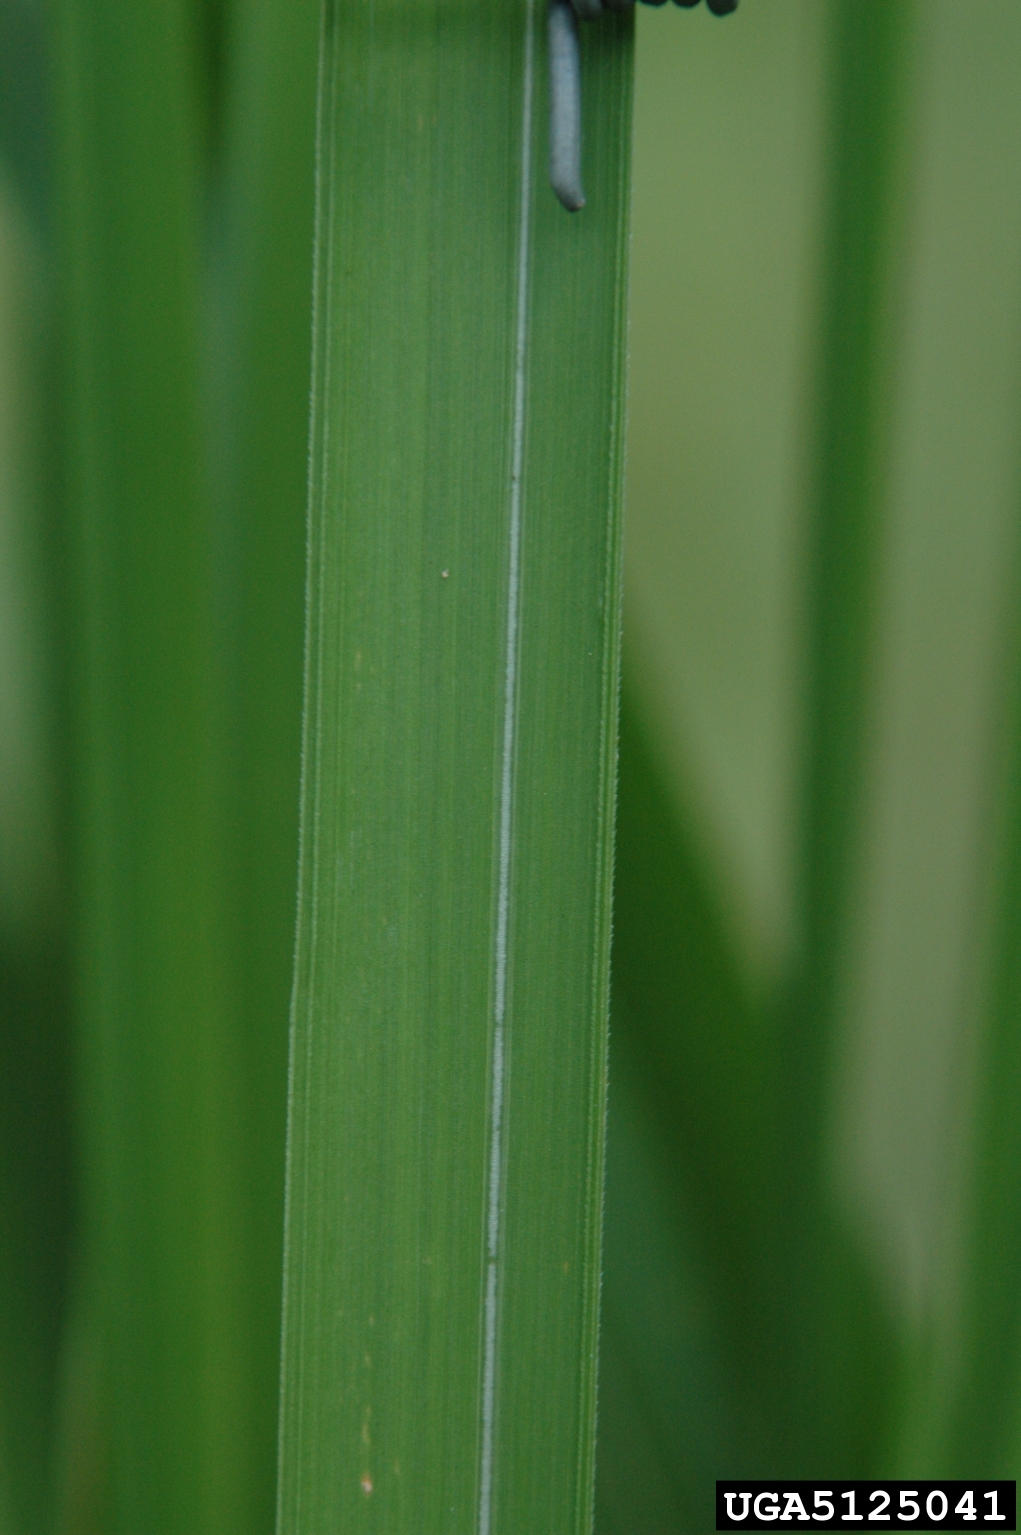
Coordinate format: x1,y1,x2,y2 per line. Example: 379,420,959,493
2,0,1021,1531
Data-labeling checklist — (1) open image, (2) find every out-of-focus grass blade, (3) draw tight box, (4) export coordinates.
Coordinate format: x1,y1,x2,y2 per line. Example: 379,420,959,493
779,0,917,1471
275,3,632,1530
52,2,250,1527
598,685,783,1535
0,933,73,1535
799,0,918,1046
608,685,773,1402
948,597,1021,1477
214,0,320,1526
0,180,76,1535
597,11,824,1520
620,0,827,994
0,2,52,238
601,0,917,1506
861,1,1021,1479
598,999,744,1535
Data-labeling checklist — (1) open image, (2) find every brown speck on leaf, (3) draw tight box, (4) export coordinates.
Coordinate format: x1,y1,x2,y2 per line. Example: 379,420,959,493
361,1475,373,1497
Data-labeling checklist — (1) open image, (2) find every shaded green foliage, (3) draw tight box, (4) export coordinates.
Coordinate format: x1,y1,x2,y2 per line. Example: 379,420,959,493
0,1,1020,1532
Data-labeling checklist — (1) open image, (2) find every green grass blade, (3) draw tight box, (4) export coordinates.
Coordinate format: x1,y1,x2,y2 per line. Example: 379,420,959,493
598,1010,740,1535
778,0,918,1469
0,933,74,1535
601,0,917,1494
596,686,780,1532
894,2,1021,1476
596,11,825,1514
0,187,76,1535
800,0,918,1025
276,3,632,1530
213,0,321,1525
608,684,774,1402
947,600,1021,1476
52,3,250,1526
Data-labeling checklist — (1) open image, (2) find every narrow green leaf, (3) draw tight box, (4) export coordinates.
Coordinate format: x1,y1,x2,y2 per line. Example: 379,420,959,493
598,990,758,1534
601,0,919,1486
609,684,774,1402
799,0,918,1023
774,0,918,1471
941,634,1021,1473
857,2,1021,1477
214,0,321,1524
276,3,632,1530
596,10,825,1514
0,932,74,1535
52,3,250,1527
0,188,76,1535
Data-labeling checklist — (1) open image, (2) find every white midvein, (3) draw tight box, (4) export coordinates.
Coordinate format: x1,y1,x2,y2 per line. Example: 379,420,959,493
478,5,535,1533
